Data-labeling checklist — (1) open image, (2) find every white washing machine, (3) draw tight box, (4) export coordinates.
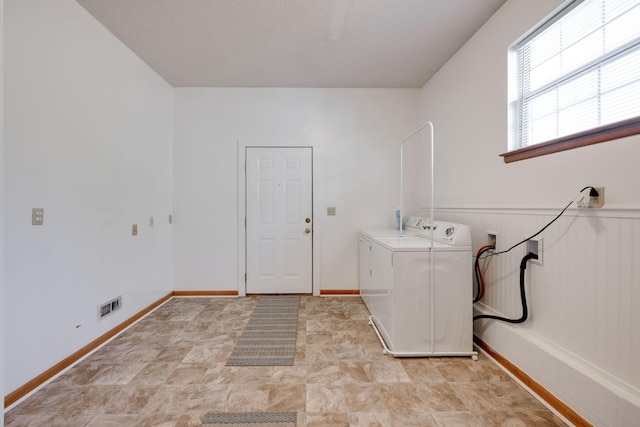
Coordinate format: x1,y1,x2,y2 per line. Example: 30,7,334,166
365,220,476,359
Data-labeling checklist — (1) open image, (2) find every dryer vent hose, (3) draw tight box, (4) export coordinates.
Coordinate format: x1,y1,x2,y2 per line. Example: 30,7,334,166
473,252,538,324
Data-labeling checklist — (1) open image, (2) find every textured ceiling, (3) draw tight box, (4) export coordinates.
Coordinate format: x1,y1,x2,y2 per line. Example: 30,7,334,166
76,0,507,88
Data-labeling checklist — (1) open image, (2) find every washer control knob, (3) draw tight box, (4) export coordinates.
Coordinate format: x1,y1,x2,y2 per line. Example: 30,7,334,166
446,227,455,236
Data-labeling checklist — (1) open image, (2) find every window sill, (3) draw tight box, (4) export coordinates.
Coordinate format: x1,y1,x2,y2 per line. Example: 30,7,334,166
501,117,640,163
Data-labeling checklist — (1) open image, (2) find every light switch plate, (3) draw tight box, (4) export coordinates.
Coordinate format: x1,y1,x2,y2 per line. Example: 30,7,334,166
327,207,336,216
32,208,44,225
132,224,138,236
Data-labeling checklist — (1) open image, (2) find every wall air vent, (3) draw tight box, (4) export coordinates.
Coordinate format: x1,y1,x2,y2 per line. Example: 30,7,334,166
98,295,122,319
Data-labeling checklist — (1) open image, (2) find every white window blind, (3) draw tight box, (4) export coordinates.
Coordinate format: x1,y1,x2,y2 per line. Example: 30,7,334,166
510,0,640,151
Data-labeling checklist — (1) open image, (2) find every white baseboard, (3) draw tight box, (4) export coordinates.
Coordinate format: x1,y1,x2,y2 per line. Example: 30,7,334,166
474,305,640,427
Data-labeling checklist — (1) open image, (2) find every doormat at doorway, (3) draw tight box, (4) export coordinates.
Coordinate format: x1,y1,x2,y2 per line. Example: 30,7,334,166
226,296,300,366
202,411,297,426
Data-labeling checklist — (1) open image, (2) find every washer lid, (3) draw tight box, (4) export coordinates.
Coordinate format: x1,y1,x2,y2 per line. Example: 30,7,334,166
360,216,428,239
373,236,470,252
360,228,403,239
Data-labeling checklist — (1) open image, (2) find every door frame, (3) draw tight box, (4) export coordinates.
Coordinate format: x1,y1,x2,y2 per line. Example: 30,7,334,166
237,141,321,296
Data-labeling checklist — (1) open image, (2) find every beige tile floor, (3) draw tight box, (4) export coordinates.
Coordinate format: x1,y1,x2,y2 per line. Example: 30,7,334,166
5,296,567,426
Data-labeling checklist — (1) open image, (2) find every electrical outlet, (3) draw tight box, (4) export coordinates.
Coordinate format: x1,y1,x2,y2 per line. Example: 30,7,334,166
32,208,44,225
327,207,336,216
577,186,605,208
590,187,604,208
487,231,498,249
526,238,543,265
132,224,138,236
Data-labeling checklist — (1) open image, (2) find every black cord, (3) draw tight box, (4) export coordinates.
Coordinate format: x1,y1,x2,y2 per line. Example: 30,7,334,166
473,252,538,323
488,186,596,257
472,187,596,320
473,246,494,303
582,186,599,197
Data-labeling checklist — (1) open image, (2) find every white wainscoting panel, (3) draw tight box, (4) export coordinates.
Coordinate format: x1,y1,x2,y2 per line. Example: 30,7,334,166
428,208,640,426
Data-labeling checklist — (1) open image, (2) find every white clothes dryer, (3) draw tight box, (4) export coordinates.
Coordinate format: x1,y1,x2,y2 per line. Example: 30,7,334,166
365,220,476,359
359,216,427,313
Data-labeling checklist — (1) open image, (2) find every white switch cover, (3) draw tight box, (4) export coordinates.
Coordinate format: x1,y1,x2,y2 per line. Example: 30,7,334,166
32,208,44,225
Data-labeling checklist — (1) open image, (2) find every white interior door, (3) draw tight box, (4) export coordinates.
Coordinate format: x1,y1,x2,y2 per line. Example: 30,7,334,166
246,147,312,294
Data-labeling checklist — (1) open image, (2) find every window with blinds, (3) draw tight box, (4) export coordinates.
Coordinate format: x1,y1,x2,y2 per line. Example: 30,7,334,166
505,0,640,162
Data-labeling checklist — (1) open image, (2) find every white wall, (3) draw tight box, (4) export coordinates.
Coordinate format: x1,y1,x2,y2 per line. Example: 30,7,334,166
421,0,640,210
1,0,5,423
418,0,640,425
173,88,420,292
4,0,173,394
5,0,638,424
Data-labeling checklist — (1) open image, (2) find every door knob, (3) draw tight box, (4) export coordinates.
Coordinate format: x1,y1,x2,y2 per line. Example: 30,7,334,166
305,228,311,234
305,218,311,223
